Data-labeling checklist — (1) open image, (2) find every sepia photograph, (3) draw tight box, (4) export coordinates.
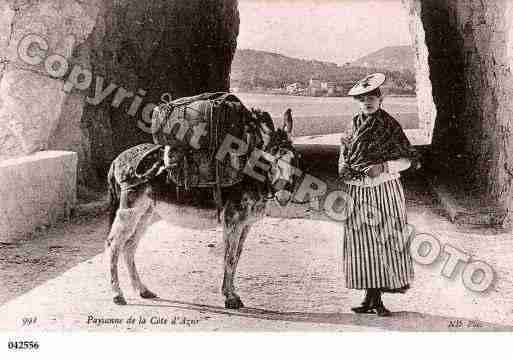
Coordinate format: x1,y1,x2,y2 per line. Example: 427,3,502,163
0,0,512,355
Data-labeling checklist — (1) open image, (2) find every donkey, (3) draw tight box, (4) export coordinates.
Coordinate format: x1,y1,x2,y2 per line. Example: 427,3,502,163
106,109,299,309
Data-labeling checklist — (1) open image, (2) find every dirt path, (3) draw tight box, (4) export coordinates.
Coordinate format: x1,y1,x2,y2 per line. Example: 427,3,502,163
0,212,110,305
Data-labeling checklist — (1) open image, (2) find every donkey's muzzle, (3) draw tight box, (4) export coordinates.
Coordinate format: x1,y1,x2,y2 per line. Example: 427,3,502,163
274,190,292,206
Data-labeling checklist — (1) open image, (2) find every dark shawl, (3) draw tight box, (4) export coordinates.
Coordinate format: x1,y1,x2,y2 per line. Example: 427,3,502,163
339,109,419,181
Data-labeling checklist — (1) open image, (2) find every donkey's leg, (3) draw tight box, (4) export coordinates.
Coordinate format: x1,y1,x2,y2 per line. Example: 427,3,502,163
107,208,143,305
231,225,251,297
106,190,150,305
222,223,243,309
222,225,251,309
231,225,252,296
123,204,159,299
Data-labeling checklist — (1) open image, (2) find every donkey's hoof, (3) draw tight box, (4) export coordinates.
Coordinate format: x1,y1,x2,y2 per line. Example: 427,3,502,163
113,295,127,305
225,297,244,310
140,289,158,299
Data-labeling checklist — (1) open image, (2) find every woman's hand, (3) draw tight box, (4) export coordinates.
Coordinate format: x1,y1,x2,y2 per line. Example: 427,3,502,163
365,163,385,178
340,134,351,148
338,164,355,183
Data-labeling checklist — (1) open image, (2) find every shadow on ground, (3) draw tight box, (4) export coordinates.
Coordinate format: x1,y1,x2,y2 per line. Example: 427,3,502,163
131,298,512,332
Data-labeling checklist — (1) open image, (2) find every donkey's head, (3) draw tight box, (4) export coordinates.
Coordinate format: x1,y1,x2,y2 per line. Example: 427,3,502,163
251,108,300,206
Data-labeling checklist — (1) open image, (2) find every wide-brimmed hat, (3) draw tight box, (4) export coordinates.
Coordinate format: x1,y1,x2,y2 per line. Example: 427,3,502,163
347,73,386,96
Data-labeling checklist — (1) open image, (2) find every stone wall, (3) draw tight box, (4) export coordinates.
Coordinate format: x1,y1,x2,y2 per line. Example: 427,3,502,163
0,0,103,193
0,150,77,243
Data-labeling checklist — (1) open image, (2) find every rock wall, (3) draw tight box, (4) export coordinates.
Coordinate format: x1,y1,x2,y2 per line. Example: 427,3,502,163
82,0,239,187
402,0,437,144
420,0,513,224
0,0,239,194
417,0,467,176
0,1,100,183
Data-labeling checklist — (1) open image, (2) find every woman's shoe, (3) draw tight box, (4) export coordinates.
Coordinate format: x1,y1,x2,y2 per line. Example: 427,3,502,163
374,304,392,317
351,289,376,314
350,304,375,314
373,292,392,317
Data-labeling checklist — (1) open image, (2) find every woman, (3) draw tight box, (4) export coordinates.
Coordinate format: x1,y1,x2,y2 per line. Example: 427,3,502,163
338,73,418,316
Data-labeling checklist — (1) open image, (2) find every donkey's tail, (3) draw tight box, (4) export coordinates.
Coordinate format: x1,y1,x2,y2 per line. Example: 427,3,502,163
107,164,120,228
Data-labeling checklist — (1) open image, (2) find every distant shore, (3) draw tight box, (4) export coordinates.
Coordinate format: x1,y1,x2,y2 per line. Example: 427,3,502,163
230,90,416,98
234,92,420,138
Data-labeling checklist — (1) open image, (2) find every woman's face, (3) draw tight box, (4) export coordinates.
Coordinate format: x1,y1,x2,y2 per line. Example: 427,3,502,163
355,94,382,115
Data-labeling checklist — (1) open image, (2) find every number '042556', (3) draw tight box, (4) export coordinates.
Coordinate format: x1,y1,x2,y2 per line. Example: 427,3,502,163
7,341,40,350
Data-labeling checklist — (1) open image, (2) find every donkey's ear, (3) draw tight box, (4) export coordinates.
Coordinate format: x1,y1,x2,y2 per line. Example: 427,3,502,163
282,108,293,134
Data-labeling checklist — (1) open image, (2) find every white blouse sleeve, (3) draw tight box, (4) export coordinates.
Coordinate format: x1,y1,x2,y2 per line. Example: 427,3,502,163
338,145,346,175
386,158,411,173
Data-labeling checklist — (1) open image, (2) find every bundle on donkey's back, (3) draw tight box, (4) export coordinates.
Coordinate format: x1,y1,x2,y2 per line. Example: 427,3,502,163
105,92,300,309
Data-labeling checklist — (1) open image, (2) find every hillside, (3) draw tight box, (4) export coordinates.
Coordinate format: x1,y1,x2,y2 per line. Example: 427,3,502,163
350,46,414,72
230,48,415,95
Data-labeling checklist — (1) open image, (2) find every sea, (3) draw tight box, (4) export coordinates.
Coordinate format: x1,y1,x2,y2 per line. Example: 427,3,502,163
233,93,419,138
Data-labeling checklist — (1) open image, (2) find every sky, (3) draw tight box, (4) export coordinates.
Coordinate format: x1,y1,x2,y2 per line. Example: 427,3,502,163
237,0,412,65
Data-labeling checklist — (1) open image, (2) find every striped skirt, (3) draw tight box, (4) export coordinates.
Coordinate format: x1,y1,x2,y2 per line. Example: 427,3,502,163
341,178,414,290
